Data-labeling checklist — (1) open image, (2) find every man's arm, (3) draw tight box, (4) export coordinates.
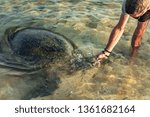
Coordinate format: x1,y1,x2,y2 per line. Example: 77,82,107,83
96,13,129,60
105,13,129,52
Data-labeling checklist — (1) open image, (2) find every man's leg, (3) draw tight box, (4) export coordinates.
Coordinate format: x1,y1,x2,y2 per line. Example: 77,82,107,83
130,20,149,57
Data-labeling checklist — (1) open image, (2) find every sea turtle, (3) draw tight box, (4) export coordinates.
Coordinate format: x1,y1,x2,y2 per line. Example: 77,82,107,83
8,28,76,62
0,27,78,99
0,27,83,71
0,27,92,99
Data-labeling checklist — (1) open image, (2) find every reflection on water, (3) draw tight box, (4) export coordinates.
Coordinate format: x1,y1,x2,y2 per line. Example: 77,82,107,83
0,0,150,100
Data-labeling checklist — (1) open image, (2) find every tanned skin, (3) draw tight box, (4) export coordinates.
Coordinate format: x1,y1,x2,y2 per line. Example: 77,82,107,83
131,20,149,57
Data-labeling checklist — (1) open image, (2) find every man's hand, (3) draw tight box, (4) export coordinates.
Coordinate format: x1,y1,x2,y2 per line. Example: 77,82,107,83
93,50,111,67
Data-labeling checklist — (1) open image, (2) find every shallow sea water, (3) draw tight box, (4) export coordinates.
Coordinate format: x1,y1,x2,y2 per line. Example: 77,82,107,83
0,0,150,99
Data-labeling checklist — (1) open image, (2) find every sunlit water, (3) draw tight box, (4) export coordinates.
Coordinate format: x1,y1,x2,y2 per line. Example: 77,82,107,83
0,0,150,99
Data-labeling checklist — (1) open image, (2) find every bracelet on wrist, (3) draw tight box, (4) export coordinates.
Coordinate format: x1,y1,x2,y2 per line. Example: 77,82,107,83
102,51,109,58
104,48,111,54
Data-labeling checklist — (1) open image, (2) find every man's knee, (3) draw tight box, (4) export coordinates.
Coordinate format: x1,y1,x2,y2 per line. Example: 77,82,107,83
131,44,141,49
131,39,142,48
131,43,141,48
